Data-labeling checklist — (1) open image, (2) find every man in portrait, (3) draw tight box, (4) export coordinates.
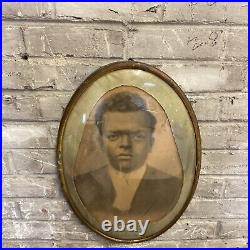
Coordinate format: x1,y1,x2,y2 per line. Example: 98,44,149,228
74,92,182,222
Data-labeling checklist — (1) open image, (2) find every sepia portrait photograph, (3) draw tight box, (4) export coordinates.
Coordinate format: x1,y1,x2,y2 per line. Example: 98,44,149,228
74,86,183,223
57,61,201,242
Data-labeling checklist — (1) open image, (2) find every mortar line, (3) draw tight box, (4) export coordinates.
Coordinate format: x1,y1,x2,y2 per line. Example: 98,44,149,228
2,54,247,63
2,17,248,28
3,55,248,65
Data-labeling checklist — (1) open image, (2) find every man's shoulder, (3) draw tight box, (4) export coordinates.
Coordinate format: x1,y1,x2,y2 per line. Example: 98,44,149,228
74,166,108,182
74,166,111,199
145,166,182,190
146,166,180,180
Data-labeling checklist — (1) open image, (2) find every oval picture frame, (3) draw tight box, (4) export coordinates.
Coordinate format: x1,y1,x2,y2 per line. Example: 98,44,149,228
57,61,201,243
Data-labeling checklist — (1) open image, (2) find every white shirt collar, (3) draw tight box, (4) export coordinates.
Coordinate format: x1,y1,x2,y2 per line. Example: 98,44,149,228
108,163,147,212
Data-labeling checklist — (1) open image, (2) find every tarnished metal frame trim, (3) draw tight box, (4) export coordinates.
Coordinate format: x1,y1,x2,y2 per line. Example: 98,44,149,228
56,60,202,243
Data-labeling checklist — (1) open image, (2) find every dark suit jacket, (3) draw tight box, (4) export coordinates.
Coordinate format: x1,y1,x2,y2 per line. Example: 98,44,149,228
74,166,182,222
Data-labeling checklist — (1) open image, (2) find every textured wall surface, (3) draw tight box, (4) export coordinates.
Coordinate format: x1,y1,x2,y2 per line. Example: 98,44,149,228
2,2,248,248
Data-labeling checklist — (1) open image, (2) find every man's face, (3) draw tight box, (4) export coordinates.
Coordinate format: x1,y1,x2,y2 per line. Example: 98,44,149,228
99,111,154,173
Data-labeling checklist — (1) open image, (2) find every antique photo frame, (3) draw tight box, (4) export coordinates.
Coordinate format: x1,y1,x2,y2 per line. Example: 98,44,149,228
57,61,201,243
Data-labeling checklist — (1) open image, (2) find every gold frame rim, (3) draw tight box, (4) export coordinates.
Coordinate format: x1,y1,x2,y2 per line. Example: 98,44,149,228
56,60,202,243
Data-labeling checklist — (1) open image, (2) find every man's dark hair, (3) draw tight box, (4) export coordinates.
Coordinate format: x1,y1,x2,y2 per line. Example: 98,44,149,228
95,92,156,135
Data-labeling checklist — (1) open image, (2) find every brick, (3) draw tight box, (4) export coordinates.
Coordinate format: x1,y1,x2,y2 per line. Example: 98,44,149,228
217,219,248,239
56,3,164,22
49,123,60,148
3,22,124,58
154,219,245,242
190,93,247,121
3,200,20,220
224,3,248,24
2,220,94,241
3,91,72,121
38,94,71,120
128,3,164,22
2,200,21,219
158,219,216,241
56,3,130,21
2,151,9,175
183,198,247,219
3,122,58,149
16,198,76,221
224,176,248,198
220,94,248,121
201,150,247,175
19,24,124,58
3,93,41,121
189,93,248,121
2,25,25,56
2,219,104,242
128,26,247,60
159,62,246,92
3,149,57,175
3,176,61,198
3,2,55,19
194,176,224,199
188,95,220,121
2,201,16,219
225,30,248,60
175,239,248,248
3,59,35,90
200,123,248,150
59,222,99,241
194,176,248,199
242,64,248,92
163,3,248,25
2,240,55,248
2,58,110,90
3,220,60,240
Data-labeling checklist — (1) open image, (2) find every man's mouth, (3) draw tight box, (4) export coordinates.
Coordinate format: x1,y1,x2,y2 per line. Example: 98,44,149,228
118,154,132,160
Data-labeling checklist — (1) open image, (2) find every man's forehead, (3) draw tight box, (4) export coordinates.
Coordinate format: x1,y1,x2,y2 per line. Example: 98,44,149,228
102,111,150,130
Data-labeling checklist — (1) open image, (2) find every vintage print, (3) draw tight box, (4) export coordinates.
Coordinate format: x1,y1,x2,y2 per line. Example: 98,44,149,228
57,61,201,242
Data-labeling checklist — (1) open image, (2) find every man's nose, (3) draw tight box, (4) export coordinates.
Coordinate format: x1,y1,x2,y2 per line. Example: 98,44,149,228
120,134,132,148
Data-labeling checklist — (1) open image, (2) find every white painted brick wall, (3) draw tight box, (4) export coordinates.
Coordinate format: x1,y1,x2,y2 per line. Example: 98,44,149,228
2,2,248,248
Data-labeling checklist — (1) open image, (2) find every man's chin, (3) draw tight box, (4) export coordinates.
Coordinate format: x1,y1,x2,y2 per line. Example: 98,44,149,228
116,162,133,173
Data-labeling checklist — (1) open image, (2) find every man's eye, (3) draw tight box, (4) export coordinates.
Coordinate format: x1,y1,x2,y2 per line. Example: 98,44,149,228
133,133,146,140
107,134,119,141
